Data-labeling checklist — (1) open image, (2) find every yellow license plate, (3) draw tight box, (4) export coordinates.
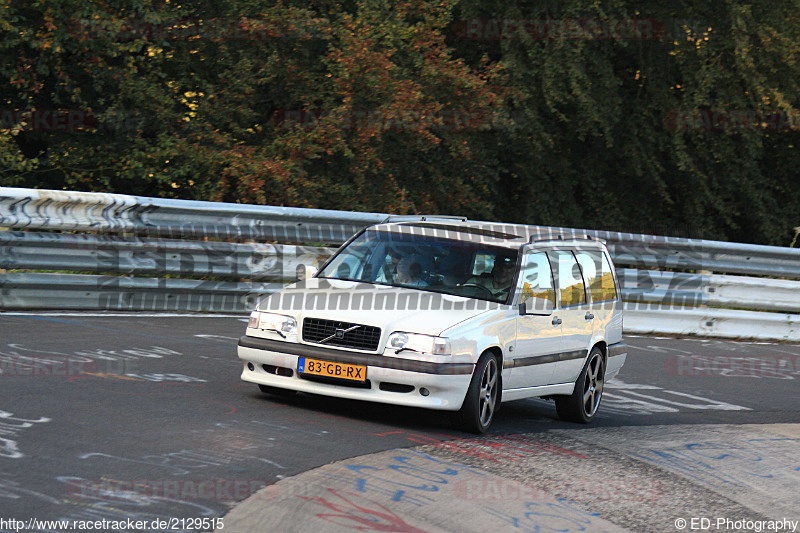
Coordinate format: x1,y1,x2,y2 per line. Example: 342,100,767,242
298,357,367,382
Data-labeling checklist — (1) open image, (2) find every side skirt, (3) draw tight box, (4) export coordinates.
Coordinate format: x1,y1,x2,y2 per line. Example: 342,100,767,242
501,382,575,402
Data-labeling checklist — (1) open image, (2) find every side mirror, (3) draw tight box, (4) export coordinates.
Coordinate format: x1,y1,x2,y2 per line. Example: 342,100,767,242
296,264,318,281
519,297,554,316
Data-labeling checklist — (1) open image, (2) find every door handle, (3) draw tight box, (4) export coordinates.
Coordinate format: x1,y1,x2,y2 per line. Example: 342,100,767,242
585,312,595,320
552,317,562,326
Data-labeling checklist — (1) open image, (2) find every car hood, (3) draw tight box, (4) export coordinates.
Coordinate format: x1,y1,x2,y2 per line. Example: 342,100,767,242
257,278,503,336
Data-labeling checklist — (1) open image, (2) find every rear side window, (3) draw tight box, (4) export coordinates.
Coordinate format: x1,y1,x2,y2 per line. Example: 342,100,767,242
519,252,555,304
549,250,587,307
575,250,618,303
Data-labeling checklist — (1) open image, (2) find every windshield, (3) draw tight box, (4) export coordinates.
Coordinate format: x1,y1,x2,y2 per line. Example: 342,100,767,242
317,229,519,303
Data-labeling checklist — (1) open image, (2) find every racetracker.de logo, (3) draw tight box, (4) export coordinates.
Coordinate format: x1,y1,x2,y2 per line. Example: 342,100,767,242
453,18,665,40
68,479,278,502
66,17,318,41
665,109,800,131
453,478,663,502
0,109,98,131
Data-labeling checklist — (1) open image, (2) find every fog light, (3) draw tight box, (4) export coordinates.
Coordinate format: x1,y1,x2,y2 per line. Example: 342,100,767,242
247,363,255,371
419,388,430,397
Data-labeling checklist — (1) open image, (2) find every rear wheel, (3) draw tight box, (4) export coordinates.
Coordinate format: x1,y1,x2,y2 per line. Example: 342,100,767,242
455,353,500,434
555,347,605,423
258,384,297,397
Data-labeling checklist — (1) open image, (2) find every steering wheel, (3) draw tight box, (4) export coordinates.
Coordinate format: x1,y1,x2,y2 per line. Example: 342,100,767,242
458,283,495,299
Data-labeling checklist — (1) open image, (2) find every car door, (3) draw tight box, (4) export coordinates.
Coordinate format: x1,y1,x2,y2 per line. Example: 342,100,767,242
507,250,561,389
574,248,620,344
548,249,594,385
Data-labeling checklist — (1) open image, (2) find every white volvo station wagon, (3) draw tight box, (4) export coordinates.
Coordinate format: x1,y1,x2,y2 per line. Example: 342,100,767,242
237,218,627,433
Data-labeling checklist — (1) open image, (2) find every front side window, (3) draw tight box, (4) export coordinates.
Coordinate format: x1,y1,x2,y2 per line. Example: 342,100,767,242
574,250,618,303
519,251,555,305
317,228,519,303
549,250,587,307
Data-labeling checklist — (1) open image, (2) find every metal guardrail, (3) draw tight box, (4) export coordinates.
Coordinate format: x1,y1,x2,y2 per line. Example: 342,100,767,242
608,242,800,278
704,274,800,313
623,305,800,341
617,268,800,313
528,225,800,278
617,269,708,306
4,187,799,277
0,187,385,243
0,231,335,280
0,272,282,312
0,187,798,340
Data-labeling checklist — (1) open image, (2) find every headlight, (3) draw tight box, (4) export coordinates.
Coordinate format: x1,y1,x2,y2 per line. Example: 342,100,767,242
387,332,450,355
248,311,297,337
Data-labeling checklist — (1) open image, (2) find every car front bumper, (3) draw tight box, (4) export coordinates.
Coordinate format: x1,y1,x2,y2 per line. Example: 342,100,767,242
237,336,474,411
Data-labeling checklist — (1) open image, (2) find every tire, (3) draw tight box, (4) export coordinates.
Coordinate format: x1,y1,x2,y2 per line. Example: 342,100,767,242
454,352,501,434
555,347,605,423
258,384,297,397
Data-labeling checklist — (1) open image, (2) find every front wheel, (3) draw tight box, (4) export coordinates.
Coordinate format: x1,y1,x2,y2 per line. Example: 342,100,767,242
454,353,500,434
555,347,605,423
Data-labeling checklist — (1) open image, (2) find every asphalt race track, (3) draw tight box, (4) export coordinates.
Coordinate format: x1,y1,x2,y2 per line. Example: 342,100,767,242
0,314,797,532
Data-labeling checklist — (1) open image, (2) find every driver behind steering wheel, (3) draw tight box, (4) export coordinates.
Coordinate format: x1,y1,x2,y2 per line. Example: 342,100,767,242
464,255,515,300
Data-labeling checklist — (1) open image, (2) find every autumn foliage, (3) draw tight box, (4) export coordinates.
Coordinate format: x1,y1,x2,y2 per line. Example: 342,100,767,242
1,1,798,245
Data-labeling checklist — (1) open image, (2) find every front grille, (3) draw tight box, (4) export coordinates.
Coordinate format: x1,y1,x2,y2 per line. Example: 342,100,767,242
302,318,381,351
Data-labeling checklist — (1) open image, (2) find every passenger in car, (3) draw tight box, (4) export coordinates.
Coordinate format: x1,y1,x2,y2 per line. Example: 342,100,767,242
395,255,429,287
373,248,400,284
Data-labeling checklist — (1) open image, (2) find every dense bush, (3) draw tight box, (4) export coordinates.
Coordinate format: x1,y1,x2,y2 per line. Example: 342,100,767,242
1,1,798,244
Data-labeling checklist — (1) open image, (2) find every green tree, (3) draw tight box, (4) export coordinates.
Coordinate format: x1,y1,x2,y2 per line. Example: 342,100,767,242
1,0,798,245
453,0,800,244
0,0,501,220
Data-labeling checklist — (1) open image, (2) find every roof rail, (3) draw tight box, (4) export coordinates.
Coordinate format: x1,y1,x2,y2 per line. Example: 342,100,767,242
381,215,468,223
528,233,596,244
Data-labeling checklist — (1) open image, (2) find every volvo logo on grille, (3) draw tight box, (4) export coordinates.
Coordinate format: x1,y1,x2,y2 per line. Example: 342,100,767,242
319,324,360,344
